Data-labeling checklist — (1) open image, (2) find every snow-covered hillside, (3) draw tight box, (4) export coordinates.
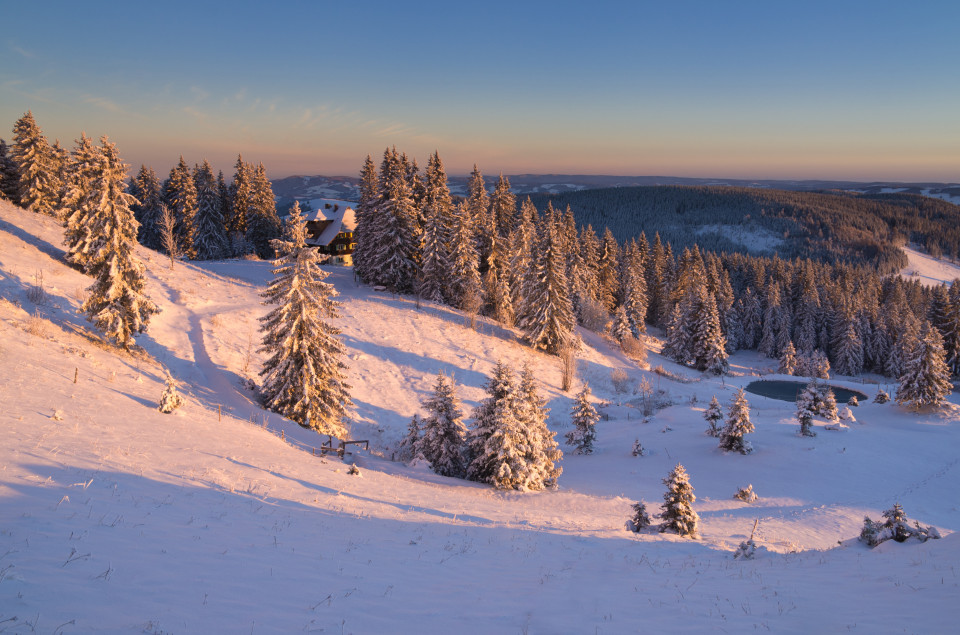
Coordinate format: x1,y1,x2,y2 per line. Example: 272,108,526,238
2,200,959,632
901,245,960,288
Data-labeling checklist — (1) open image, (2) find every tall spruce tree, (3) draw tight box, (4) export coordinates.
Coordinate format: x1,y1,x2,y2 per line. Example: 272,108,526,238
418,151,453,303
80,138,158,348
258,229,351,437
521,215,575,355
0,138,20,203
10,111,59,215
247,162,282,259
192,160,229,260
353,154,379,282
369,147,419,293
163,156,198,259
130,165,164,250
896,321,953,409
61,133,102,271
490,173,517,238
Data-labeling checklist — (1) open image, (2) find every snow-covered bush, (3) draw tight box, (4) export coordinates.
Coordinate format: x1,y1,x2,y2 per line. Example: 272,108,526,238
839,407,856,423
577,296,609,333
734,538,757,560
734,484,758,503
659,464,699,538
874,388,890,404
631,439,645,457
347,464,362,477
847,395,859,407
627,501,652,532
610,368,630,394
158,372,184,413
859,503,941,547
620,335,647,363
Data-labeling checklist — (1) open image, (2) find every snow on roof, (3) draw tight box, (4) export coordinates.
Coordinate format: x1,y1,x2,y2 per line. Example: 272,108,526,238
305,198,356,246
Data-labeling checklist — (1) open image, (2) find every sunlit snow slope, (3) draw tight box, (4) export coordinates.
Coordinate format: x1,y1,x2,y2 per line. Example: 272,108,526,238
1,200,958,632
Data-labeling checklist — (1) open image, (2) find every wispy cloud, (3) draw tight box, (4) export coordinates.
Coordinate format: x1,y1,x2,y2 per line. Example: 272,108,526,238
8,41,34,58
81,94,124,114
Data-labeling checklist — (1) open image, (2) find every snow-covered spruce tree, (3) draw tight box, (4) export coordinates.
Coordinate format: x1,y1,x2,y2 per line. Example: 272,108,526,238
0,138,20,203
620,241,648,336
163,156,198,259
833,320,864,377
815,384,839,422
10,111,60,215
80,138,158,349
703,395,724,437
158,372,184,413
396,414,423,463
192,159,229,260
61,133,102,271
565,384,599,454
417,151,452,304
246,162,282,259
465,164,492,269
874,387,890,404
719,387,754,454
690,285,728,374
227,155,252,244
778,340,797,375
611,305,632,343
490,173,517,238
897,321,953,409
597,228,620,313
258,237,351,437
129,165,164,250
627,501,652,532
447,202,482,311
517,364,562,488
521,217,575,355
659,464,699,538
466,362,561,490
369,148,420,293
351,155,378,282
418,371,468,478
796,381,818,437
283,200,308,248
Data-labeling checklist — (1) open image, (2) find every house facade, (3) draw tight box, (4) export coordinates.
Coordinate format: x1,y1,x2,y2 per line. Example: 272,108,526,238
303,198,357,265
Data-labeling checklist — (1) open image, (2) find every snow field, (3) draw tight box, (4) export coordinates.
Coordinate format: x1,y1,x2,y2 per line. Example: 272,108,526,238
2,199,959,632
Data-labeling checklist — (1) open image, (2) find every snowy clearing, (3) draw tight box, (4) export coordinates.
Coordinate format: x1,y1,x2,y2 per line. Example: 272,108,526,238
900,245,960,287
1,200,959,632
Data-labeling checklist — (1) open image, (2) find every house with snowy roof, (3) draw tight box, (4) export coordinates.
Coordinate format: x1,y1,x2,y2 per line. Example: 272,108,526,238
303,198,357,265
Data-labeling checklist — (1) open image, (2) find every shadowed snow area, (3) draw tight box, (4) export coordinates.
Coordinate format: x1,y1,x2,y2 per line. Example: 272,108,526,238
1,199,958,632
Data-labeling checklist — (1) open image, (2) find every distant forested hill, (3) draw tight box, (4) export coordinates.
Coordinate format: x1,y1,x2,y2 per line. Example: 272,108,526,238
528,186,960,273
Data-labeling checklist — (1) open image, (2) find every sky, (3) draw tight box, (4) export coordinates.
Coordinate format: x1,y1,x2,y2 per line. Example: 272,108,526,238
2,1,958,182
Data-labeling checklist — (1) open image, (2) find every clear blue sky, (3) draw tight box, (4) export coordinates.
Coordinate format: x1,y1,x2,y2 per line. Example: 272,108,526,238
2,1,957,181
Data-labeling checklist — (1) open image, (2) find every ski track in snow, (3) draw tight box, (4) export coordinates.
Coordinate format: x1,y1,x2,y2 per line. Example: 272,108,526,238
1,200,960,632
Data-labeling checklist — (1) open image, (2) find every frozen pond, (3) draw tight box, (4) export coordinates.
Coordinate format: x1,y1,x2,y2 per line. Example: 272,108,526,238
745,380,868,403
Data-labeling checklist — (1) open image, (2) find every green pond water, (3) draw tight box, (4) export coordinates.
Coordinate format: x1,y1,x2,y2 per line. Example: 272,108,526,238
744,380,868,403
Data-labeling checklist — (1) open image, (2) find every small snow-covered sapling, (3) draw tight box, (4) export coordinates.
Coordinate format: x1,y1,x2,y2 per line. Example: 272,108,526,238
627,501,652,532
734,484,758,503
158,372,184,413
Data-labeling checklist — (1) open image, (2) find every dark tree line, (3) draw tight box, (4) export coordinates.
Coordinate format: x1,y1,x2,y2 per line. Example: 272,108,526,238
528,185,960,272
